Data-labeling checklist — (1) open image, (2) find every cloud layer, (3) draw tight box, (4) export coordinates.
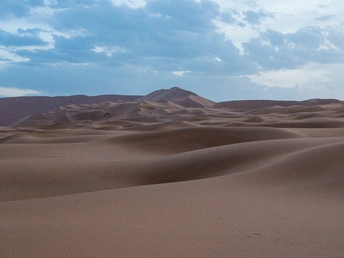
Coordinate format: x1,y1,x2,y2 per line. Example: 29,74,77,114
0,0,343,100
0,87,40,97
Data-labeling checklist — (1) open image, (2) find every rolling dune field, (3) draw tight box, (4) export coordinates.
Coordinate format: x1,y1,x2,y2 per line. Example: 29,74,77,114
1,88,344,257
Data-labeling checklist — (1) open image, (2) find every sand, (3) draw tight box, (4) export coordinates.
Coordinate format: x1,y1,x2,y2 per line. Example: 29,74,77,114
1,88,344,257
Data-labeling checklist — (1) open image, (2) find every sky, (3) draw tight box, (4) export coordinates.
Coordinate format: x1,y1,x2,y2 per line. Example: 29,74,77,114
0,0,343,101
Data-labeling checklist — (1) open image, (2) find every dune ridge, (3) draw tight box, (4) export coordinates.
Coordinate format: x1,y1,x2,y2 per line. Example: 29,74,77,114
1,87,344,257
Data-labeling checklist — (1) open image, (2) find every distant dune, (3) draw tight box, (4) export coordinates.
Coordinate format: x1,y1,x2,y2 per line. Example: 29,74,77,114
1,87,343,129
213,98,342,110
1,87,344,257
0,94,140,127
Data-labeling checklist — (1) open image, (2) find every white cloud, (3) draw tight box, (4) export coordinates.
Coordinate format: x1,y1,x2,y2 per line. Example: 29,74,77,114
247,63,344,93
213,19,260,54
29,6,57,17
93,46,126,57
0,8,86,49
0,17,52,34
0,47,30,63
213,0,344,52
111,0,146,9
172,71,191,76
44,0,57,5
212,0,252,12
0,87,40,97
317,37,340,51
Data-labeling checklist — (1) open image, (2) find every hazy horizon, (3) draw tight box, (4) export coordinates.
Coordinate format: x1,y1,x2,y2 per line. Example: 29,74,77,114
0,86,344,102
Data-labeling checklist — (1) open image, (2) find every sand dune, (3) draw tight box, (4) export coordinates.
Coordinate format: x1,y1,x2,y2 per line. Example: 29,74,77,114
0,94,141,127
1,88,344,257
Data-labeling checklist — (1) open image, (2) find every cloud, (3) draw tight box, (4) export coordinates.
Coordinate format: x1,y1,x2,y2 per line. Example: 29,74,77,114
242,26,344,69
172,70,191,76
145,0,219,32
0,0,48,19
315,15,334,21
0,87,40,97
219,11,237,24
289,27,323,49
247,63,344,99
1,0,343,74
5,0,256,76
111,0,146,9
0,47,30,63
0,29,47,47
243,10,274,25
93,46,126,57
0,0,31,18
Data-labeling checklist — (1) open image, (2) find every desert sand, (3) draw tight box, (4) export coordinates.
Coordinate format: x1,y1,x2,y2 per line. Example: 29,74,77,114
1,87,344,257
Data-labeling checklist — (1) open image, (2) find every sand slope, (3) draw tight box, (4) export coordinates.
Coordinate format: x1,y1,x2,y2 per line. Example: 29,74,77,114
1,88,344,257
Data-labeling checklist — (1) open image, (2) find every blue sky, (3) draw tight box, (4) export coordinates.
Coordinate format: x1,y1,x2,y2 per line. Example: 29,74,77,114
0,0,343,101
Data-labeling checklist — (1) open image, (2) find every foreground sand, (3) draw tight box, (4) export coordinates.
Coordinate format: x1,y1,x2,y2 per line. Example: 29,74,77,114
1,90,344,257
1,125,344,257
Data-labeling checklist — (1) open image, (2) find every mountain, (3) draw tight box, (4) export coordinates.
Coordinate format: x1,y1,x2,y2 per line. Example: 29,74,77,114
0,87,215,128
139,87,215,108
0,94,140,127
1,87,343,129
140,87,196,102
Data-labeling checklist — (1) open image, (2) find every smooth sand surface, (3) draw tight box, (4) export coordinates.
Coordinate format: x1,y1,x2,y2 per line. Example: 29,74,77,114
1,91,344,257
